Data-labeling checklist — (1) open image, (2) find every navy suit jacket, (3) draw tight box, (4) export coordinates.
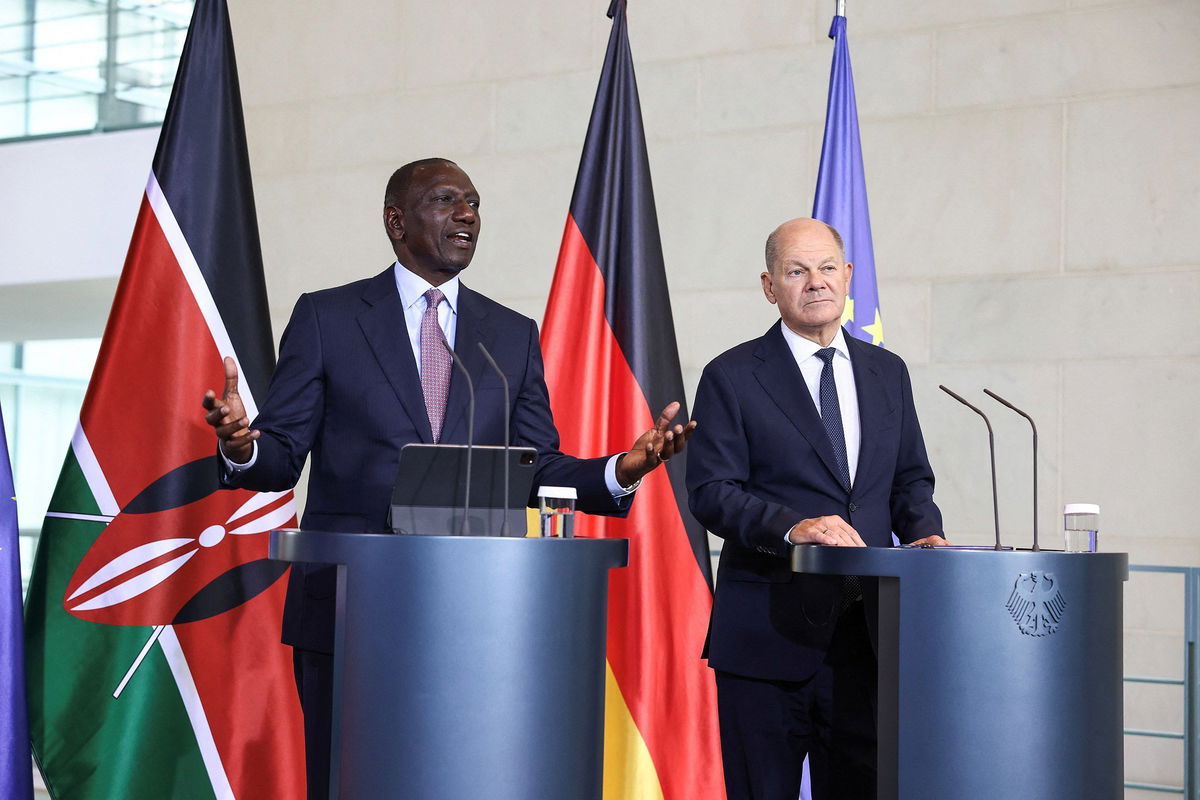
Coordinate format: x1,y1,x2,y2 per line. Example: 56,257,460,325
686,321,941,682
226,267,625,652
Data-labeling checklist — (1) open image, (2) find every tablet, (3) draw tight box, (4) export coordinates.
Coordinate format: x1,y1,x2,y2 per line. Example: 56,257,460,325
389,443,538,536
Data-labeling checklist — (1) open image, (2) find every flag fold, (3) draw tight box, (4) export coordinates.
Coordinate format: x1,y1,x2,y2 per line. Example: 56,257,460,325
541,2,724,797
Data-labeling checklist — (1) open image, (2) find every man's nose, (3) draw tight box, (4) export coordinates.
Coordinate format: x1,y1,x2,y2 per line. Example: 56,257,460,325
453,200,477,223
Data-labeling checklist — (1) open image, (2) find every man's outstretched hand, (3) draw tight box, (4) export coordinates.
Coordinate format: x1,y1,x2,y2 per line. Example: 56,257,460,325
614,401,697,488
201,356,259,464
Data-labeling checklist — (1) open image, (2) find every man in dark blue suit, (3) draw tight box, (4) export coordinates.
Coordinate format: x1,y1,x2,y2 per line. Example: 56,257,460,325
686,218,945,800
201,158,693,799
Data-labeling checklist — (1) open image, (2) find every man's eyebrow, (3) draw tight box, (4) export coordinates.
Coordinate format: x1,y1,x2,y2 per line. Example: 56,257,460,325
782,257,837,268
423,182,473,193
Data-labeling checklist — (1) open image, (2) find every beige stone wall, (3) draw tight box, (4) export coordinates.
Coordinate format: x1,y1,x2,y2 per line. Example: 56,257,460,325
227,4,1198,788
230,0,1200,562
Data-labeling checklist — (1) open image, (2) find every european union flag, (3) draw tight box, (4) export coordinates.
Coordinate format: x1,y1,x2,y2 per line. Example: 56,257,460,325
813,13,885,348
1,403,33,799
805,14,885,799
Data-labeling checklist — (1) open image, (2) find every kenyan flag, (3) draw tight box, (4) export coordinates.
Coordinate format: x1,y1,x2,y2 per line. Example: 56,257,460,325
23,1,305,797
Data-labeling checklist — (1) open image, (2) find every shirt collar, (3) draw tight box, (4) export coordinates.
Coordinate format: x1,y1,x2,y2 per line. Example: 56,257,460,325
393,261,460,313
780,323,851,364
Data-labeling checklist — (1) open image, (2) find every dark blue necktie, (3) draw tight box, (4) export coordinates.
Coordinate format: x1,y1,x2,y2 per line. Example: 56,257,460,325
817,347,862,613
816,347,851,491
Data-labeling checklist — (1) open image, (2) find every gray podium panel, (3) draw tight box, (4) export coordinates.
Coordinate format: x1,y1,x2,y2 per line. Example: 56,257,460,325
270,531,628,800
792,546,1128,800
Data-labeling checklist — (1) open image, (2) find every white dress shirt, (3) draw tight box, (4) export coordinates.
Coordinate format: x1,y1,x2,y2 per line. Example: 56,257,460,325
778,324,862,486
394,262,458,373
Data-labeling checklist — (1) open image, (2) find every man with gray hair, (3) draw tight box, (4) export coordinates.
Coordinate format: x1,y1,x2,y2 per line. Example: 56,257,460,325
687,217,946,799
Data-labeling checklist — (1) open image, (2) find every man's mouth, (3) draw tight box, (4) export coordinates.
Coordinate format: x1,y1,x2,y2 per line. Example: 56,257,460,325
448,231,474,248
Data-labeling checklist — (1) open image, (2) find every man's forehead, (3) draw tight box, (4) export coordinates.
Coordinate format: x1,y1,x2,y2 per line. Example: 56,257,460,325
777,240,842,264
411,164,475,192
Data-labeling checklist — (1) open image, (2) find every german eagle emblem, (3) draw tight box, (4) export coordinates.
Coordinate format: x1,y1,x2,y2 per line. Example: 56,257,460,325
1006,571,1066,636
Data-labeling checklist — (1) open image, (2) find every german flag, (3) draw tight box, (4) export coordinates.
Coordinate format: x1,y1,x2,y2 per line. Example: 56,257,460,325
540,1,724,797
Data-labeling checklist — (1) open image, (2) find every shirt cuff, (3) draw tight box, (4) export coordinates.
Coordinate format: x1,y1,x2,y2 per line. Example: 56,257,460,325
220,440,258,473
605,453,640,497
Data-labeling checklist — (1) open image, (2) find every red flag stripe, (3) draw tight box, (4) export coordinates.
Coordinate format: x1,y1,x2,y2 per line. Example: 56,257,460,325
76,192,304,797
543,215,724,800
145,174,262,417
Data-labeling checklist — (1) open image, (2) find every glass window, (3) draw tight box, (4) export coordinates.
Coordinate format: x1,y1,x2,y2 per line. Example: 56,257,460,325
0,0,194,141
0,338,99,591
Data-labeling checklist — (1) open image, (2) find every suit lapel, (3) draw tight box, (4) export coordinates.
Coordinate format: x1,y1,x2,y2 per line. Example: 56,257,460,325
441,285,495,443
356,267,434,443
752,321,848,491
846,334,888,487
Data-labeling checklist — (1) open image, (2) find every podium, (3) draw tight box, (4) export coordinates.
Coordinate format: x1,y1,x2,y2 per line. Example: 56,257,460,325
270,530,628,800
792,545,1128,800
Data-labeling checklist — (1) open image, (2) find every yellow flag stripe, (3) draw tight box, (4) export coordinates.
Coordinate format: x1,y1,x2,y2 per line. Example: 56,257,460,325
603,660,666,800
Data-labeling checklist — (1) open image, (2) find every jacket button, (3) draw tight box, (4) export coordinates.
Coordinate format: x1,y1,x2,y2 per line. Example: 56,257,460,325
848,502,858,513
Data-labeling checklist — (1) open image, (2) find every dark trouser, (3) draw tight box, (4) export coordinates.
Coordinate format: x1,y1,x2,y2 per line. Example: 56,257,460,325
716,603,877,800
293,647,334,800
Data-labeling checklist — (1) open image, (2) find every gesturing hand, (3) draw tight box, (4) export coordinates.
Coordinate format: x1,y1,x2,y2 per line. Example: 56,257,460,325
614,401,698,487
201,356,259,464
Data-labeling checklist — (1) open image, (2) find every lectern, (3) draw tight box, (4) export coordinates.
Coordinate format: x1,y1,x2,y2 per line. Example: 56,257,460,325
270,530,628,800
792,546,1128,800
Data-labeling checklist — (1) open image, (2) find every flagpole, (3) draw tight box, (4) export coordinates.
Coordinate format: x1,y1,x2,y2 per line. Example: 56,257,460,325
836,0,845,17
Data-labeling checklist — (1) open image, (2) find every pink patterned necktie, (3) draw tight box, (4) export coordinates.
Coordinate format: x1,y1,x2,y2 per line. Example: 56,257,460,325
420,288,452,442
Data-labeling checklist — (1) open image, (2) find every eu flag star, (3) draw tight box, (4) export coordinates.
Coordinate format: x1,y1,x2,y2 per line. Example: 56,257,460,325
863,307,884,346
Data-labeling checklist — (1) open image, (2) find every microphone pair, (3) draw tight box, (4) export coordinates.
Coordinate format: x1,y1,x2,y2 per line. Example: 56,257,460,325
939,386,1040,552
442,340,512,537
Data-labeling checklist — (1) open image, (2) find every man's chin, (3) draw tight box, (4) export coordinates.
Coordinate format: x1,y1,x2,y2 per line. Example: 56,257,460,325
435,259,472,276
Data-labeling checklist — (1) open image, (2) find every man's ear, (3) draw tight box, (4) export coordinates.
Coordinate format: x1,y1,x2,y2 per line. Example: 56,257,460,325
384,206,405,242
760,271,777,304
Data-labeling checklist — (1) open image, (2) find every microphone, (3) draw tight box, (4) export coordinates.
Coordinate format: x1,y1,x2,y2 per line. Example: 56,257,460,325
443,340,475,536
476,342,511,536
939,385,1002,551
984,389,1040,551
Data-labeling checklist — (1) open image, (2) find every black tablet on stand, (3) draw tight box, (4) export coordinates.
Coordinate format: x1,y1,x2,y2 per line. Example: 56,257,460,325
388,443,537,536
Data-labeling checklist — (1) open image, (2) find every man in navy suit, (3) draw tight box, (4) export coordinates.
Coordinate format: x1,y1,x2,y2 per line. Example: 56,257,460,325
686,218,946,800
201,158,693,799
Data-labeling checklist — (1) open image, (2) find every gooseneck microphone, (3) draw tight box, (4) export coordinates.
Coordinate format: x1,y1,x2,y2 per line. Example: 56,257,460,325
443,340,476,536
939,385,1002,551
476,342,511,536
984,388,1040,551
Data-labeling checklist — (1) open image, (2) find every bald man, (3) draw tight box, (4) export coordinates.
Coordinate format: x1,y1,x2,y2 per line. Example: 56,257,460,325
686,219,945,800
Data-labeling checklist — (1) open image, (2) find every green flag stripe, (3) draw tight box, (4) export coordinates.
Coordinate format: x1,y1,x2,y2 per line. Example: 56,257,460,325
26,449,217,800
63,424,120,516
157,626,236,799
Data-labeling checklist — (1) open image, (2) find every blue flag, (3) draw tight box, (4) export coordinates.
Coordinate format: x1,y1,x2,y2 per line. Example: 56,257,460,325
1,403,33,799
805,15,885,799
813,14,884,347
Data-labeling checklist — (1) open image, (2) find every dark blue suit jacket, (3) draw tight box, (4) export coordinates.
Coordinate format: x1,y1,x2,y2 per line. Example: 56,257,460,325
226,267,624,651
686,322,941,682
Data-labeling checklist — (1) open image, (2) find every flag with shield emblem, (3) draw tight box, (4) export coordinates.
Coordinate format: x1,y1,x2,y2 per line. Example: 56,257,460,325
23,1,305,797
